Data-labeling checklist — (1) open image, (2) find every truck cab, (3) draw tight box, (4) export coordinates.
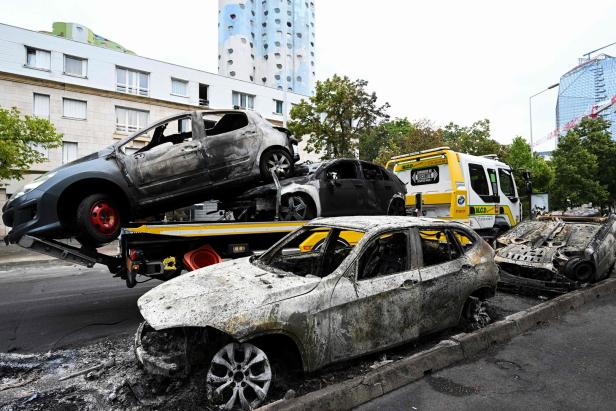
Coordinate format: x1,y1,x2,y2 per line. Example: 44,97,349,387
386,147,521,236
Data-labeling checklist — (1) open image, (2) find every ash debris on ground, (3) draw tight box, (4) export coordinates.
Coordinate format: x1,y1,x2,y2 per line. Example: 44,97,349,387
0,293,539,410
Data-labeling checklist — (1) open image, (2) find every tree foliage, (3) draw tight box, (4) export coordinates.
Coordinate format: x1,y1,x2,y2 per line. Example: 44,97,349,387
550,117,614,210
288,75,390,159
441,119,509,159
503,136,554,194
0,107,63,180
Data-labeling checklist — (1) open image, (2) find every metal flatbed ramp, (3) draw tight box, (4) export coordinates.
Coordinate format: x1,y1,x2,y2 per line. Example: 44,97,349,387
125,221,307,237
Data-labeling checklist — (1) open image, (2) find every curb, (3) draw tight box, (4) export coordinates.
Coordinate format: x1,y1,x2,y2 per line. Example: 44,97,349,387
0,257,69,270
259,277,616,411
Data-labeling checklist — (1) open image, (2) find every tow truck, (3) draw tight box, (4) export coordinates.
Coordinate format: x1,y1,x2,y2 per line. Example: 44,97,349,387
14,172,308,288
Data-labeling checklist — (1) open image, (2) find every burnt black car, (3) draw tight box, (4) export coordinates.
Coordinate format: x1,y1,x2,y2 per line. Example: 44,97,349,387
2,110,298,246
227,159,407,221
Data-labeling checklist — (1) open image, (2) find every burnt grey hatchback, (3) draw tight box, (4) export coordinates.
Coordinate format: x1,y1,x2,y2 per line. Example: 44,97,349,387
2,110,298,246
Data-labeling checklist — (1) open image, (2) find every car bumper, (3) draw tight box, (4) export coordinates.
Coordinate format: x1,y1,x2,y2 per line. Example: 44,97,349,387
498,269,579,295
2,190,64,244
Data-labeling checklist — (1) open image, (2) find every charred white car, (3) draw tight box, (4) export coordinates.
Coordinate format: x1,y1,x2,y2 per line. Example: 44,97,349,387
496,213,616,293
135,216,498,409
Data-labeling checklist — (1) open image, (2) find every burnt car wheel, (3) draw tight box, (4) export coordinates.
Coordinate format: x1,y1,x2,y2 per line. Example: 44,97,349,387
564,258,595,282
280,194,316,221
387,199,406,216
75,193,122,246
460,296,491,331
206,342,272,410
260,149,293,181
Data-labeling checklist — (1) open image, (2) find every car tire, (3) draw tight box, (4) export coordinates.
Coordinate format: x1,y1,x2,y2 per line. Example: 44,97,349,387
460,296,491,331
75,193,122,247
387,199,406,216
280,194,316,221
206,342,272,410
260,149,293,181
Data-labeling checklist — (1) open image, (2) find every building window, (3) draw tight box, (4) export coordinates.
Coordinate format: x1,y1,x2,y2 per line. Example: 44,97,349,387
115,107,149,133
63,55,87,77
116,67,149,96
62,98,87,120
232,91,255,110
171,78,188,97
274,99,283,114
199,83,209,106
25,47,51,70
62,142,78,164
33,93,50,119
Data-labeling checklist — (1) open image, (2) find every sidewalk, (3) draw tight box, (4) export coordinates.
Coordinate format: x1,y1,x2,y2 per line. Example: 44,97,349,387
0,240,119,268
356,293,616,411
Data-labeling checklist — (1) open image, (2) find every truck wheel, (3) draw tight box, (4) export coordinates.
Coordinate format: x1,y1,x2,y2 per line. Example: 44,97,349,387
260,149,293,181
75,193,122,247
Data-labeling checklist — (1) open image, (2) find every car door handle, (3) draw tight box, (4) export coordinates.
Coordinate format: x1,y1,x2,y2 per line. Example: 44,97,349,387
354,183,364,188
401,279,418,288
462,264,472,270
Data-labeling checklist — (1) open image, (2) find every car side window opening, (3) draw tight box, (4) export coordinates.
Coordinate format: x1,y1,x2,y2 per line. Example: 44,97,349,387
203,112,249,136
419,229,461,267
487,168,498,196
258,226,362,278
361,162,384,180
468,163,490,196
122,116,194,154
452,229,476,252
357,231,409,281
326,161,358,180
499,168,516,197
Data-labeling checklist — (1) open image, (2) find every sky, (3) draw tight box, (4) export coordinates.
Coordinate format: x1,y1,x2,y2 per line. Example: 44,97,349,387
4,0,616,151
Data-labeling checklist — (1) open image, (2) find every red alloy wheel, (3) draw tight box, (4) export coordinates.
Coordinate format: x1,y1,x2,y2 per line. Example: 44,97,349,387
89,200,119,235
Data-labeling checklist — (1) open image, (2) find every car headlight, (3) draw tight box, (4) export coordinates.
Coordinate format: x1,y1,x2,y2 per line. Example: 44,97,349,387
12,172,57,200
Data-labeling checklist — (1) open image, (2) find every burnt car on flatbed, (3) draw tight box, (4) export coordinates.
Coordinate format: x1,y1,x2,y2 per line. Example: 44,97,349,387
135,216,498,410
227,159,407,221
495,211,616,294
2,110,298,246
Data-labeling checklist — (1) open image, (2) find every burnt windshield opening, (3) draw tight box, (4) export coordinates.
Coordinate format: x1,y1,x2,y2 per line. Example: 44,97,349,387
256,226,364,277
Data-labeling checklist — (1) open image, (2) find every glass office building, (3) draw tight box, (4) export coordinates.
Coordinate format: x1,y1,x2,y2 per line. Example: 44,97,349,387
556,54,616,138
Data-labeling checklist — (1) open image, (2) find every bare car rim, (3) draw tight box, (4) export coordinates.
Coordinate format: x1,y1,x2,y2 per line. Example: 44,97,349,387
281,195,308,221
266,152,291,176
206,343,272,410
89,200,119,235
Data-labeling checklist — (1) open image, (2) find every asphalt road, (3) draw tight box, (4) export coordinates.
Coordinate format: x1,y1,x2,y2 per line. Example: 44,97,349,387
357,294,616,411
0,263,156,353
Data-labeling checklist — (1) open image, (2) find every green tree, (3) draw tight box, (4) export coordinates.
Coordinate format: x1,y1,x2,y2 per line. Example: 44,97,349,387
504,136,554,194
551,122,609,210
288,75,390,159
372,119,444,165
0,107,63,180
358,117,412,163
441,119,509,158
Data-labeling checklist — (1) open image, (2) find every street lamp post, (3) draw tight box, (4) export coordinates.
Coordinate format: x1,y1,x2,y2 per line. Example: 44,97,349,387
529,82,559,151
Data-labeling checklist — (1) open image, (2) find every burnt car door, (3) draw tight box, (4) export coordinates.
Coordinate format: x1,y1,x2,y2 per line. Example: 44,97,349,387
359,161,397,213
318,160,367,216
327,230,422,362
415,227,473,334
202,112,259,182
117,113,209,199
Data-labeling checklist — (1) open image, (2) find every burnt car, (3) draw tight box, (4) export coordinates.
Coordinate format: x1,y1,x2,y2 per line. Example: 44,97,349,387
135,216,498,409
228,159,407,221
495,213,616,294
2,110,298,246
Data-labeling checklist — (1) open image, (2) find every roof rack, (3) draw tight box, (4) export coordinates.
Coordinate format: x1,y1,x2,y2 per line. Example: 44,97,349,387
390,146,451,161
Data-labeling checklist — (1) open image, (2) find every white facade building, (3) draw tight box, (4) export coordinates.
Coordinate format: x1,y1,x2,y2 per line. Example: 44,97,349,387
0,22,313,233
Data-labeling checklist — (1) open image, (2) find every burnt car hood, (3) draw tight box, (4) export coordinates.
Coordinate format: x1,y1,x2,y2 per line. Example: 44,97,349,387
137,257,321,332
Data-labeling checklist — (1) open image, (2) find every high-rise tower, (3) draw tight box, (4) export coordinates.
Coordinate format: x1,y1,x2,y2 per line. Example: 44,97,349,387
218,0,315,96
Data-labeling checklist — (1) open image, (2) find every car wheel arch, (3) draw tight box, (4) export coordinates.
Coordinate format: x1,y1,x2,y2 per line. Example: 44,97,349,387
57,178,132,228
238,329,309,373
